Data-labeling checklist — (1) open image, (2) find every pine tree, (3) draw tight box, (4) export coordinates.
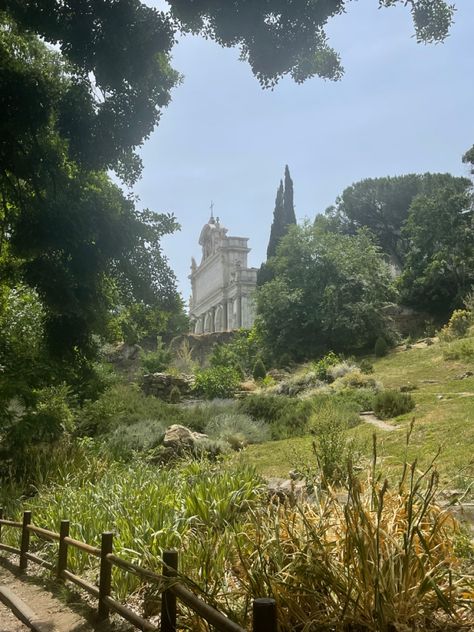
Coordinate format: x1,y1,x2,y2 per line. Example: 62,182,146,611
283,165,296,225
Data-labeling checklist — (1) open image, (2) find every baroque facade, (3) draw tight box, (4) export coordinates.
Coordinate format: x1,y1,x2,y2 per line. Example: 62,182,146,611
189,214,257,333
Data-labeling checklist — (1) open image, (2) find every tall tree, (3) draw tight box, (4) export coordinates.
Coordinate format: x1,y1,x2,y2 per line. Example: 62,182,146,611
256,224,394,362
283,165,296,225
398,186,474,316
267,180,286,259
324,173,471,268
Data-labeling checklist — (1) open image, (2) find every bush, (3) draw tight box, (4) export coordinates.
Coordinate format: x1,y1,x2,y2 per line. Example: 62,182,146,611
275,371,326,396
442,338,474,361
252,358,267,381
180,400,239,433
359,358,374,374
313,351,340,381
77,383,182,436
332,388,375,413
169,386,181,403
311,416,353,485
193,366,241,399
374,337,388,357
140,338,171,374
108,419,166,460
439,309,471,342
373,390,415,419
204,413,270,449
333,369,380,391
327,361,358,381
238,394,314,439
209,327,265,377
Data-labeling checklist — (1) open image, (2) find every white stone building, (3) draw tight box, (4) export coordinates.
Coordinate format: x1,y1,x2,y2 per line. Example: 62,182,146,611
189,214,258,333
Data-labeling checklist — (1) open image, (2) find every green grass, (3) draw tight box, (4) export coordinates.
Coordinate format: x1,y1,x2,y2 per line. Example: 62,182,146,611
239,337,474,487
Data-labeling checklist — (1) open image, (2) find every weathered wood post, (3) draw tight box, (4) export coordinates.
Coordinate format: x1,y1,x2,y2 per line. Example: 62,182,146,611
19,510,31,571
98,531,113,620
253,598,277,632
161,549,178,632
57,520,70,579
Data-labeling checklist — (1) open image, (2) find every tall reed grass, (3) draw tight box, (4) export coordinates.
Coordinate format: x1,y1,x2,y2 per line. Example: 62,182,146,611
2,430,473,631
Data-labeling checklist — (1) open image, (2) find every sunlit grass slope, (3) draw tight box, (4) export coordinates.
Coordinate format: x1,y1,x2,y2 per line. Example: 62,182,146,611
240,337,474,486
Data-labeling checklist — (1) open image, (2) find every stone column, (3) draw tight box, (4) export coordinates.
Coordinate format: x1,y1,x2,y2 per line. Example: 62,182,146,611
223,301,228,331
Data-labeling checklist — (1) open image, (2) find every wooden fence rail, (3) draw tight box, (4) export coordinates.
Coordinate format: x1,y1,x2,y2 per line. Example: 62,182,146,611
0,509,277,632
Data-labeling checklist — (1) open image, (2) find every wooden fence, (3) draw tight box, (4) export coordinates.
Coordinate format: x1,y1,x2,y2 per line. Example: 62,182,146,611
0,509,277,632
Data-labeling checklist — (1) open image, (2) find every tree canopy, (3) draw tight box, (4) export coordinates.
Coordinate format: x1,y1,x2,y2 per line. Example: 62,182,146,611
323,173,471,269
398,185,474,315
256,224,395,362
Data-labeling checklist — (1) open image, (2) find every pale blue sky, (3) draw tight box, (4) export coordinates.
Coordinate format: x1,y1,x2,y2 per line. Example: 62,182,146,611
136,1,474,300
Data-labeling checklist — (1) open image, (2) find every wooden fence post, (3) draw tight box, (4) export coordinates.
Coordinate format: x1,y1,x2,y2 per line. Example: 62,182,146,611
19,510,31,571
161,549,178,632
57,520,70,579
0,507,3,543
98,531,113,620
253,598,277,632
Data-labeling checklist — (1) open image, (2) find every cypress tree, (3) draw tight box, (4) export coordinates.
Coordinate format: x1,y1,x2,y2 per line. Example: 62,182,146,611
266,180,285,258
258,167,297,286
283,165,296,225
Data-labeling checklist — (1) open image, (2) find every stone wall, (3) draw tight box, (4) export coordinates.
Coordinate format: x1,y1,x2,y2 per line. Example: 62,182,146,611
170,331,237,367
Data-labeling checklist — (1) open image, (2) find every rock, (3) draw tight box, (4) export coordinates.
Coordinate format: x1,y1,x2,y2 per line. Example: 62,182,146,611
454,371,474,380
240,380,257,392
266,478,307,504
163,424,208,449
142,372,194,400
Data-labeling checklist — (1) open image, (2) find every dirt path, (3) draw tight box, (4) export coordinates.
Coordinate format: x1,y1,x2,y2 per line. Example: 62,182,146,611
0,556,132,632
359,412,400,432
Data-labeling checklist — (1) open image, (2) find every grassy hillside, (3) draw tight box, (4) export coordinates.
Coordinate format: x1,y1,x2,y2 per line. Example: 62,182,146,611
238,336,474,489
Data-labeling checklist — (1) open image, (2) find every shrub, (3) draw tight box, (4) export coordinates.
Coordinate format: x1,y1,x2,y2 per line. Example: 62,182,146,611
311,416,353,485
275,371,325,396
179,400,238,433
238,394,314,439
77,383,182,436
327,361,358,381
313,351,340,381
107,419,167,460
204,413,270,449
334,369,380,391
374,337,388,357
439,309,471,342
209,327,265,377
373,390,415,419
359,358,374,374
442,338,474,361
169,386,181,403
140,343,171,374
193,366,241,399
333,388,375,414
252,358,266,381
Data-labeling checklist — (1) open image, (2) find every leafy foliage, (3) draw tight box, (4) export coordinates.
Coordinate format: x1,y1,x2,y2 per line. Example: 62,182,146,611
398,186,474,315
312,351,341,381
323,173,471,269
438,309,472,342
209,328,264,377
193,366,241,400
256,224,395,361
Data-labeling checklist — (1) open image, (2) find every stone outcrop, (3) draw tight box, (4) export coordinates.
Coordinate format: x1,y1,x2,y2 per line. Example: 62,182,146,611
383,304,432,336
163,424,208,449
141,372,194,400
170,331,236,367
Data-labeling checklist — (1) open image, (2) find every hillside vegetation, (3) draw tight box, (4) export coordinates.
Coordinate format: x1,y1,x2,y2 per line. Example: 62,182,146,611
240,334,474,489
